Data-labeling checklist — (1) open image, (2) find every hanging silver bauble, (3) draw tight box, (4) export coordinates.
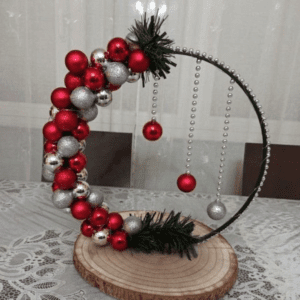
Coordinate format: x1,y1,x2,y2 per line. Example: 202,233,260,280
95,89,112,107
79,140,86,152
123,215,142,235
87,189,104,208
127,70,140,83
73,181,90,198
70,86,96,109
101,201,109,213
43,153,64,173
125,32,140,51
77,168,88,181
57,136,80,158
207,200,227,220
104,62,129,86
78,104,98,122
42,167,55,182
52,189,74,209
92,228,110,246
90,48,109,71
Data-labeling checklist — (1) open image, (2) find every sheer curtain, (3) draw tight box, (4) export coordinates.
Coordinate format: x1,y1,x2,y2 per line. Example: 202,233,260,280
0,0,299,195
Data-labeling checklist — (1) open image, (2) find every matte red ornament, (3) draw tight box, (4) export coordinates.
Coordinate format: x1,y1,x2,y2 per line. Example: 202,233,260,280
109,230,128,251
44,141,57,153
142,120,163,141
43,121,63,142
64,72,83,92
128,50,150,73
51,87,72,109
71,200,92,220
89,207,109,227
82,67,105,91
106,212,124,231
68,152,87,173
107,38,130,62
177,173,197,193
54,168,77,190
81,220,95,237
106,82,121,91
54,110,78,132
71,119,90,140
52,182,60,192
65,50,88,75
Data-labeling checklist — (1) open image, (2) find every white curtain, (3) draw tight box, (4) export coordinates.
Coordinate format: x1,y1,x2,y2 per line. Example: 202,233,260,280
1,0,299,195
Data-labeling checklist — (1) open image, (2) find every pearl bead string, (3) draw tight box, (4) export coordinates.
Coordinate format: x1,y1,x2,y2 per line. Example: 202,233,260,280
151,75,160,121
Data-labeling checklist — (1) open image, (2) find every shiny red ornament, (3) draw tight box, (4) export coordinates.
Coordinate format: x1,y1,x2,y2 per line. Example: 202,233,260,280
106,212,124,231
44,141,57,153
177,173,197,193
71,119,90,140
142,120,163,141
89,207,108,227
81,220,95,237
65,50,88,75
51,87,72,109
106,82,121,91
107,37,130,62
64,72,83,91
52,182,60,192
109,230,128,251
54,110,78,132
54,168,77,190
68,152,87,173
71,200,92,220
43,121,63,142
128,50,150,73
83,67,105,91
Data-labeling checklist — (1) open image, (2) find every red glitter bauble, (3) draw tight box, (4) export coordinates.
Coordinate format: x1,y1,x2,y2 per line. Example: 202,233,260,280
54,168,77,190
71,119,90,140
109,230,128,251
128,50,150,73
43,121,63,142
71,200,92,220
52,182,60,192
89,207,108,227
65,50,88,75
107,38,130,62
82,67,105,91
177,173,197,193
106,82,121,91
51,87,72,109
142,120,163,141
44,141,57,153
81,220,95,237
68,152,87,173
64,72,83,92
106,212,124,231
54,110,78,131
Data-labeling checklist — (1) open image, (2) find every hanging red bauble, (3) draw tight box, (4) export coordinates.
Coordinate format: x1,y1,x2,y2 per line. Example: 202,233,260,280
52,182,60,192
71,119,90,140
71,200,92,220
54,110,78,132
44,140,57,153
142,120,163,141
106,212,124,231
81,219,95,237
64,72,83,92
51,88,72,109
68,152,87,173
82,67,105,91
109,230,128,251
54,168,77,190
43,121,63,142
107,38,130,62
106,82,121,91
65,50,88,75
177,173,197,193
128,50,150,73
89,207,109,227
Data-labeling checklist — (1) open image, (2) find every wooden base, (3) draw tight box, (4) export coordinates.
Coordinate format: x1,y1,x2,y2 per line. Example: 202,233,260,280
73,211,238,300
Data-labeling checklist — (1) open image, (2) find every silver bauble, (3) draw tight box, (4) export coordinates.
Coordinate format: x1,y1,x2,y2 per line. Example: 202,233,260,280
63,207,71,214
77,168,88,181
127,71,140,83
52,189,74,209
92,228,110,246
57,136,80,158
43,153,64,173
78,104,98,122
49,105,59,120
90,48,109,71
125,32,140,51
73,181,90,198
70,86,96,109
101,201,109,213
95,90,112,107
104,62,129,86
123,215,142,235
42,167,55,181
87,189,104,208
207,200,227,220
79,140,86,152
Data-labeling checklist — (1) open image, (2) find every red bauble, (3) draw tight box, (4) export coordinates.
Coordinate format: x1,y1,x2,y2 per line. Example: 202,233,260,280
81,220,95,237
106,82,121,91
142,120,163,141
89,207,108,227
71,200,92,220
51,87,72,109
43,121,63,142
107,38,130,62
109,230,128,251
128,50,150,73
82,67,105,91
65,50,88,75
44,140,57,153
106,212,124,231
64,72,83,91
68,152,87,173
52,182,60,192
177,173,197,193
54,110,78,131
54,168,77,190
71,119,90,140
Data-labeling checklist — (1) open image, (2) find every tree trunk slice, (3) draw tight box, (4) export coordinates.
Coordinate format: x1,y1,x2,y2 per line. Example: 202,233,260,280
73,210,238,300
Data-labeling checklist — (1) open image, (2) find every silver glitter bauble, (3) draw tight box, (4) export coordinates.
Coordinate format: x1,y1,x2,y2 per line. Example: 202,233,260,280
90,48,109,71
42,167,55,181
87,189,104,208
123,215,142,235
101,201,109,213
95,89,112,107
92,228,110,246
79,140,86,152
43,153,64,173
57,136,80,158
207,200,227,220
49,105,59,120
52,189,74,209
104,62,129,86
77,168,88,181
70,86,96,109
125,32,140,51
78,104,98,122
127,71,140,83
73,181,90,198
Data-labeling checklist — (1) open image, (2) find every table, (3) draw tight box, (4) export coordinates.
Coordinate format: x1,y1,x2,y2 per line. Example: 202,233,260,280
0,180,299,300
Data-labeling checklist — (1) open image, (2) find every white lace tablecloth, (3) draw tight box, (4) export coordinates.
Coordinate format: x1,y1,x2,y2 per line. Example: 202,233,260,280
0,180,299,300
